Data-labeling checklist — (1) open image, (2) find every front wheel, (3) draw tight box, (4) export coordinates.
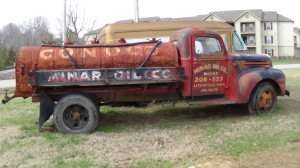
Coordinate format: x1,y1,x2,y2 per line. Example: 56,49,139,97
248,82,277,115
53,94,100,134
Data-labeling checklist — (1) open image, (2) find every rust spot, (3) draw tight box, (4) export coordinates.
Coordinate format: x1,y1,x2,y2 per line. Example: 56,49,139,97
238,72,262,95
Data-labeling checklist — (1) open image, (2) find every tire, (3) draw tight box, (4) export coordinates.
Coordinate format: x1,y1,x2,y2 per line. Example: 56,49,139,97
248,82,277,115
53,93,100,134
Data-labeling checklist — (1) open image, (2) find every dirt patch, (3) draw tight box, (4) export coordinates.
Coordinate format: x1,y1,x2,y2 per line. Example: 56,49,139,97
190,140,300,168
237,140,300,168
78,128,209,167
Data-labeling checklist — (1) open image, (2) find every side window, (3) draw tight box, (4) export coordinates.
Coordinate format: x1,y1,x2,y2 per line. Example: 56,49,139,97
195,37,222,55
220,34,229,51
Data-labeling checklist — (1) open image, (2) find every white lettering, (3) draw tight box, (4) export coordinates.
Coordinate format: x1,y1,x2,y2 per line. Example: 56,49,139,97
152,70,161,79
132,71,142,79
92,71,101,81
114,71,124,80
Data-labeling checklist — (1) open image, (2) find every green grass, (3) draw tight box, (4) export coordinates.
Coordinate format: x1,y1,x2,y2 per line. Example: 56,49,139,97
272,58,300,65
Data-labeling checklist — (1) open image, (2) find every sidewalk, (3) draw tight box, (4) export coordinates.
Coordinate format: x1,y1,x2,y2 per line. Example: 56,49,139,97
274,64,300,69
0,79,15,88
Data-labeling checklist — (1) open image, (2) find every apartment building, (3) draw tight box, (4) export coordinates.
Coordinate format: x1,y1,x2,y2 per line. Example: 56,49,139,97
201,9,294,57
85,9,295,57
294,27,300,58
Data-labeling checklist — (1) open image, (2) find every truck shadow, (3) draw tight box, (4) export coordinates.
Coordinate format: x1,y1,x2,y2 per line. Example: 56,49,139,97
98,104,249,130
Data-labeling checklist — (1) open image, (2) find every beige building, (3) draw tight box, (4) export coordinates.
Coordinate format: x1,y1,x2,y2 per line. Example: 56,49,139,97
201,10,294,57
85,9,295,57
295,27,300,48
294,27,300,58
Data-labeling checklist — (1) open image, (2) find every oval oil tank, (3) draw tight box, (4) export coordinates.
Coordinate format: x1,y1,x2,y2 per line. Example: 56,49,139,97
14,42,179,97
34,42,178,70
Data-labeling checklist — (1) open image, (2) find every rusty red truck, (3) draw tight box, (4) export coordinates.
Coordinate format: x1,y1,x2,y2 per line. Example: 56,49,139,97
2,28,289,134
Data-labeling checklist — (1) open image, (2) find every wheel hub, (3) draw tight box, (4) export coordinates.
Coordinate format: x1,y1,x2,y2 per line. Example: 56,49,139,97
72,112,81,120
258,89,274,112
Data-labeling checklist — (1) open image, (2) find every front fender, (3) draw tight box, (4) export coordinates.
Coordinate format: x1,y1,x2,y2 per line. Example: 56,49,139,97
229,68,286,103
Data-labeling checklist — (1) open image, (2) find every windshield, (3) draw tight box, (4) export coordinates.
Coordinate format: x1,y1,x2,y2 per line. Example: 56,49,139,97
233,31,247,51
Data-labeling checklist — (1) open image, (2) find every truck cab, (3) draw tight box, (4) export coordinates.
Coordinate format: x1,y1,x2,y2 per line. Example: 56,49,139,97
170,28,288,111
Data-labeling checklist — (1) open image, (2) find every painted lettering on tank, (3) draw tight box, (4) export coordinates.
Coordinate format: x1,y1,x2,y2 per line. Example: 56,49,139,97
105,47,120,56
83,48,97,58
40,49,54,60
127,46,141,56
59,49,74,59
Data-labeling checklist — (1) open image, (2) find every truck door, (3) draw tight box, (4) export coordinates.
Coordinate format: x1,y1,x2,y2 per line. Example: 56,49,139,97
191,35,228,98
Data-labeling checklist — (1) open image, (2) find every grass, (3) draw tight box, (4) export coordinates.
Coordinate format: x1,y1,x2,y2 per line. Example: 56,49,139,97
0,69,300,167
272,58,300,65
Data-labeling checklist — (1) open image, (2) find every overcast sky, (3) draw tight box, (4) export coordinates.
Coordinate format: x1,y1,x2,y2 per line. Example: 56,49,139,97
0,0,298,36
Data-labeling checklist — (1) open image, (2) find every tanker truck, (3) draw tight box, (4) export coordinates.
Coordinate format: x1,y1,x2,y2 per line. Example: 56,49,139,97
2,28,289,134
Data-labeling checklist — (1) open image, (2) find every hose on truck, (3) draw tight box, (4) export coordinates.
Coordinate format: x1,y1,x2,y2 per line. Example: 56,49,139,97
41,40,162,69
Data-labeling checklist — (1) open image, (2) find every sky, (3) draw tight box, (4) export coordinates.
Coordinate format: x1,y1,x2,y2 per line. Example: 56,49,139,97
0,0,299,36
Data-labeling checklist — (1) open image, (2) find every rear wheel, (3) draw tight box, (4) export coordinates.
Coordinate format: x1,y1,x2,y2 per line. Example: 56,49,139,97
53,93,100,134
248,82,277,115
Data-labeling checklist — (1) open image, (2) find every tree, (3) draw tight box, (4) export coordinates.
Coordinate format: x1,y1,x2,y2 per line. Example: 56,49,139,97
0,16,54,68
21,16,54,46
57,0,96,44
0,23,23,51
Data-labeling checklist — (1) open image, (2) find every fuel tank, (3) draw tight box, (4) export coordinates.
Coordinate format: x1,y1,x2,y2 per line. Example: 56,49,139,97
14,41,179,98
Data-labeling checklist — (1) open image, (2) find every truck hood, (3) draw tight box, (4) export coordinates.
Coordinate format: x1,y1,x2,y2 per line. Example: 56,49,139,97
231,53,272,69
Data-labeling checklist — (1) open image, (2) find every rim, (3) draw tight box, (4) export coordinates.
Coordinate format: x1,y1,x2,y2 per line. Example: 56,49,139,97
63,104,89,130
257,88,275,113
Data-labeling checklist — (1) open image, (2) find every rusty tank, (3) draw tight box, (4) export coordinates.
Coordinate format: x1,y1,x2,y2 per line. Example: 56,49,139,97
14,40,178,98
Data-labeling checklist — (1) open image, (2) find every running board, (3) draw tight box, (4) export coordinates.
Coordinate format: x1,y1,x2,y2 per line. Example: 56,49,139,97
187,98,238,105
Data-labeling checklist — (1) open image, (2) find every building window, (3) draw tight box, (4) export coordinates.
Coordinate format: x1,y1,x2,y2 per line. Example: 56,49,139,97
264,22,273,30
249,36,255,44
249,23,254,31
241,24,247,32
265,49,274,56
241,23,255,32
265,36,273,44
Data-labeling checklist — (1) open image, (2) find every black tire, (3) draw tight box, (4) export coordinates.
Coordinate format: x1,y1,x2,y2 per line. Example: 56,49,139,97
53,93,100,134
248,82,277,115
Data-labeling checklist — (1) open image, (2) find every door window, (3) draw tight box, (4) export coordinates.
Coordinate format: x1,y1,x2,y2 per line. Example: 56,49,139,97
195,37,222,56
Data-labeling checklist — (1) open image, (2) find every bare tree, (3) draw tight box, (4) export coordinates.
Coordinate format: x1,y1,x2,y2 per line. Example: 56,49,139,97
57,0,96,44
21,16,54,46
0,23,23,51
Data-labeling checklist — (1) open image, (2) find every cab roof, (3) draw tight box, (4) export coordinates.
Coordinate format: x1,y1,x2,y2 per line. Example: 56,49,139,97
100,21,234,34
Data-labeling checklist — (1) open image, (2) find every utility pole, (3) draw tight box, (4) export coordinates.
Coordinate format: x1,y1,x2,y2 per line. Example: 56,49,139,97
134,0,139,23
63,0,67,43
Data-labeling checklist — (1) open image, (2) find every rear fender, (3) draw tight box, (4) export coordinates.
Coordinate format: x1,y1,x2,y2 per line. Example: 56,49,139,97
229,68,286,103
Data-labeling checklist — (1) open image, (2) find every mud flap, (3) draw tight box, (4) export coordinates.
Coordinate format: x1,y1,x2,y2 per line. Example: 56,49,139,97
39,92,55,129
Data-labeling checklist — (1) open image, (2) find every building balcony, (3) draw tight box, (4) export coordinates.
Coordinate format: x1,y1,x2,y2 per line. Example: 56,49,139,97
240,30,256,34
246,43,256,47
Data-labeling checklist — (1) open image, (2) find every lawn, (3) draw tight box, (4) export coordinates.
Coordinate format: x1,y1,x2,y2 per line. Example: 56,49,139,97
0,69,300,168
272,58,300,65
